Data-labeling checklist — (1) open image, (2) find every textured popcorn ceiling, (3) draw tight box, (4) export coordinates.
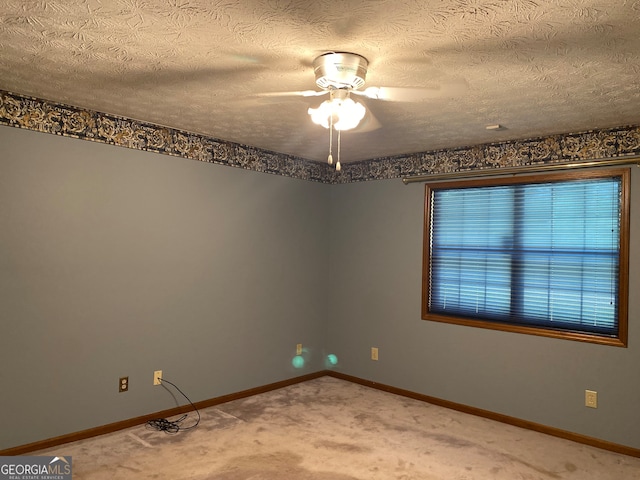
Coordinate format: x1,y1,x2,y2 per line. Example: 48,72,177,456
1,1,639,163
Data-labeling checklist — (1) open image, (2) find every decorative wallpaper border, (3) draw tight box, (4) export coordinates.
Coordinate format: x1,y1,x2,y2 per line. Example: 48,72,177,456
338,126,640,184
0,90,332,183
2,90,639,184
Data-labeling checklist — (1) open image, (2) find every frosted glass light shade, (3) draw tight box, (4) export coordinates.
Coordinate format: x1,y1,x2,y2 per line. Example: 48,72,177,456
308,97,366,131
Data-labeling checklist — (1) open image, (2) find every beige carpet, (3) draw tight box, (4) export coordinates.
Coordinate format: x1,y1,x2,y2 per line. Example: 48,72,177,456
35,377,640,479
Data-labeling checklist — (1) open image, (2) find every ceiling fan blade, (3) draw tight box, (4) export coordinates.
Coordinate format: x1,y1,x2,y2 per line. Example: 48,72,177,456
94,64,269,90
355,79,468,102
91,50,304,91
257,90,329,98
352,107,382,133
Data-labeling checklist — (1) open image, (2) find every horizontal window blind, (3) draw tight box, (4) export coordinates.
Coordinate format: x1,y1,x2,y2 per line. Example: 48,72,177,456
428,176,621,336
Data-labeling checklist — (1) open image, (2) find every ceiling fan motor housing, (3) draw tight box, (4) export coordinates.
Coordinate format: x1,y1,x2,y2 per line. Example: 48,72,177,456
313,52,368,90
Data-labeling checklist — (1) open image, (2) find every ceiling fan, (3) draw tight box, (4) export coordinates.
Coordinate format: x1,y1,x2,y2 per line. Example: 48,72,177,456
261,51,466,171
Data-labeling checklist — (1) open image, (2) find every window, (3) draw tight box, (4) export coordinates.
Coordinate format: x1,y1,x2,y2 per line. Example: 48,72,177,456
422,168,629,346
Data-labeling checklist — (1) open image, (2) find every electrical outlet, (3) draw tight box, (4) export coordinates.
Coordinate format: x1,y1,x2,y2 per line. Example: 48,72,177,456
371,347,379,361
119,376,128,393
296,343,303,355
153,370,162,386
585,390,598,408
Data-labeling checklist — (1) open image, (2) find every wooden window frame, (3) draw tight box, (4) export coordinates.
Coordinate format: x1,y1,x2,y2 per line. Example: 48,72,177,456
422,168,630,347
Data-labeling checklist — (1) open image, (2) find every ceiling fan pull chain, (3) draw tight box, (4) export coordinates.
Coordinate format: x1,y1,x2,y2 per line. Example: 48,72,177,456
328,113,334,165
336,129,341,171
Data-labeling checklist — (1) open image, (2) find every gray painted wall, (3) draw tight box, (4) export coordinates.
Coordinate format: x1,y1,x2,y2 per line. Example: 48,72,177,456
0,126,329,449
1,124,639,452
326,176,640,450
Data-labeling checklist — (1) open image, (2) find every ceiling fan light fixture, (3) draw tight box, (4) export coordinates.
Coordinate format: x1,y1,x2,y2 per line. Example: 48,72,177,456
307,52,371,172
334,98,365,130
308,90,365,172
308,91,366,131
